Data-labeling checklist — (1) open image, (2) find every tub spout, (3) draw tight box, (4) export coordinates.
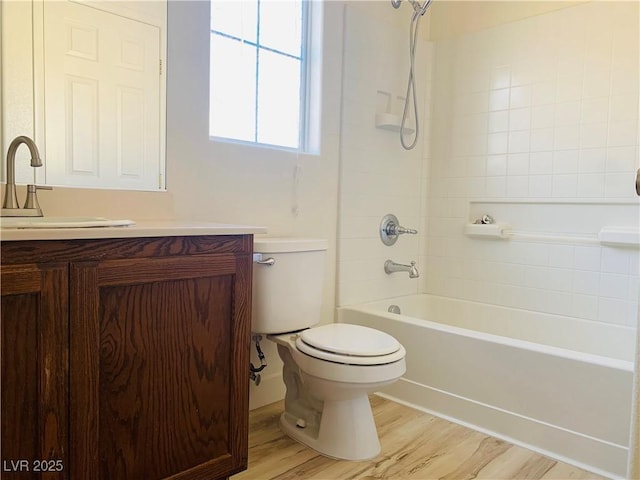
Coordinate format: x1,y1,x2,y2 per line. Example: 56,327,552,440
384,260,419,278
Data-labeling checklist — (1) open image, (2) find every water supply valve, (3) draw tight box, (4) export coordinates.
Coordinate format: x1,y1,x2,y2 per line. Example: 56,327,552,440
249,334,267,386
380,213,418,246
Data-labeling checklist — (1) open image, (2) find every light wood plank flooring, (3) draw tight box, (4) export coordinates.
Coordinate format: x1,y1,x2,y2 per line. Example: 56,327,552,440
232,395,606,480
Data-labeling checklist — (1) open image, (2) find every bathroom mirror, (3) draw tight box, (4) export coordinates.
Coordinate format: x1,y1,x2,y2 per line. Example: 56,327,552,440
1,0,167,191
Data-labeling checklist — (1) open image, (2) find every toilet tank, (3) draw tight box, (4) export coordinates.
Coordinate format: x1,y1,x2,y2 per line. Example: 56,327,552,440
252,237,328,334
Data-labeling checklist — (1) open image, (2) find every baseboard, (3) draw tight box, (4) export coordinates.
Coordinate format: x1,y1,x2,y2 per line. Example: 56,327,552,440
377,378,628,479
249,371,285,411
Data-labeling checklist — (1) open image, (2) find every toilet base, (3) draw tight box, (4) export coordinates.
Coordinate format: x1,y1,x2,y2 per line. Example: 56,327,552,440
280,394,381,461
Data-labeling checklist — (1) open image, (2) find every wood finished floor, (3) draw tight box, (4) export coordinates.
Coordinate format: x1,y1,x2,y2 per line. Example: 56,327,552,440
231,395,606,480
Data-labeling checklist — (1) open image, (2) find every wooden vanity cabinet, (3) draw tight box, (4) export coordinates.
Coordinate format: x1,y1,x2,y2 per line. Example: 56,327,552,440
1,235,252,480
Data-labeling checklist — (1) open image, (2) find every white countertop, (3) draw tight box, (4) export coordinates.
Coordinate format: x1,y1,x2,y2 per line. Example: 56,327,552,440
0,220,267,241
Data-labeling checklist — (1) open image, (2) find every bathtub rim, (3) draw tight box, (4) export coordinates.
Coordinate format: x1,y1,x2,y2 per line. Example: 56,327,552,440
338,294,635,373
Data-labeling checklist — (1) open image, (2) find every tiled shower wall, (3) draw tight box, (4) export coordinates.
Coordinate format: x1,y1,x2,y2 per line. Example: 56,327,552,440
426,2,639,327
337,3,432,306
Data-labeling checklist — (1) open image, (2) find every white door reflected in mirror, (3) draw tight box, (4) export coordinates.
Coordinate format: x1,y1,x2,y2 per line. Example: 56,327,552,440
1,0,167,191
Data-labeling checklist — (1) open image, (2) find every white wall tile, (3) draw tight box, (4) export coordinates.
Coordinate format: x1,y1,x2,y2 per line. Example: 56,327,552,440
510,85,532,108
600,273,631,300
610,95,639,123
607,146,638,172
573,270,600,296
528,175,552,196
578,148,606,173
580,123,608,149
581,98,609,124
341,2,639,335
507,153,529,175
601,247,632,274
553,150,578,174
489,111,509,133
574,246,602,272
548,244,575,268
529,152,553,174
611,67,640,95
576,173,605,197
488,132,509,154
508,130,530,153
551,174,577,197
532,81,556,105
582,69,611,99
555,101,581,126
530,128,554,152
604,172,633,197
506,175,529,197
572,294,599,321
485,176,506,196
608,120,639,147
489,88,510,111
486,154,507,176
510,107,531,131
554,125,580,150
598,297,634,326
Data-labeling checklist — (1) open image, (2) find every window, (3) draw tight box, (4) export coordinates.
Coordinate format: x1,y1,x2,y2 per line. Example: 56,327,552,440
209,0,311,151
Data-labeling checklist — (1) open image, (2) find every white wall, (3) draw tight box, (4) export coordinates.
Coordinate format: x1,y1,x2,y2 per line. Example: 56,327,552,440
426,1,639,328
336,1,432,306
165,1,344,409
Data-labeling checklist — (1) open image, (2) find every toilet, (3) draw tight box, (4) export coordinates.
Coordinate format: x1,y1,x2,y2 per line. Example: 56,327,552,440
252,237,406,461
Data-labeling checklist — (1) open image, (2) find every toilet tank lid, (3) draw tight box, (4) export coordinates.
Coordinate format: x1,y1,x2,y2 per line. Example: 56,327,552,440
254,237,328,253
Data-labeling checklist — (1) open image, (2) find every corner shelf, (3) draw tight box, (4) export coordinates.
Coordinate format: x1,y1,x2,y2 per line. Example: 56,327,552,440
375,113,415,134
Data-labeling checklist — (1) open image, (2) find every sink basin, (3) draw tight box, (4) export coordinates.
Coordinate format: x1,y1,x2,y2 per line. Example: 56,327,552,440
0,216,135,229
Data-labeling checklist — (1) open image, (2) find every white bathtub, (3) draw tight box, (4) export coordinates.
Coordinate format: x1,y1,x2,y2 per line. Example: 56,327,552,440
338,294,635,478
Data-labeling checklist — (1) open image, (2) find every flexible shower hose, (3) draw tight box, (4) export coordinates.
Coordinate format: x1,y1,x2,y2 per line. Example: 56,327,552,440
400,9,426,150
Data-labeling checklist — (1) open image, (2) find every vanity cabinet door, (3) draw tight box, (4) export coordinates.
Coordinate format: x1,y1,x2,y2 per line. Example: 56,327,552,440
69,252,251,480
1,263,69,479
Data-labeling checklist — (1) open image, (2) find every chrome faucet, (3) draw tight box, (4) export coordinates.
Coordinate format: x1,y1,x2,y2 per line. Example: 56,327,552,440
2,136,51,217
384,259,419,278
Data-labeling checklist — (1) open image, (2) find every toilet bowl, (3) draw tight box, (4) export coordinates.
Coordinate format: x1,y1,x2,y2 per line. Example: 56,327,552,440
252,238,406,460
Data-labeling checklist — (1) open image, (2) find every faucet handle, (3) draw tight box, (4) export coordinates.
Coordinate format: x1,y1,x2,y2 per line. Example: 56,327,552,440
23,184,52,214
380,213,418,245
393,225,418,235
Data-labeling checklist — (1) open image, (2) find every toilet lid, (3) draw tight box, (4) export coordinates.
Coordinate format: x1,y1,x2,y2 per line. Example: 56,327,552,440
298,324,401,357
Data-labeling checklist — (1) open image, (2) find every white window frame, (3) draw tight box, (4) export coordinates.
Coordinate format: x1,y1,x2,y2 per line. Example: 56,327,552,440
208,0,321,154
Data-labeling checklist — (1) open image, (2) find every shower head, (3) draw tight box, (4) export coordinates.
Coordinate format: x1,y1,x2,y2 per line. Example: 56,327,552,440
391,0,432,16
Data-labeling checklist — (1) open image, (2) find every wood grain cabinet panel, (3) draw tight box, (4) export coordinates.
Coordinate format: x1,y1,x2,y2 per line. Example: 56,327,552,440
1,263,69,480
1,236,252,480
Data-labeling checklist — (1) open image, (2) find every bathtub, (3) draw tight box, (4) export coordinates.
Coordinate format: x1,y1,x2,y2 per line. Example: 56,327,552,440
338,294,635,478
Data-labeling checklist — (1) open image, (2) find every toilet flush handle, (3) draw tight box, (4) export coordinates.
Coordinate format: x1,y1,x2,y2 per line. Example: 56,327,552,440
253,253,275,266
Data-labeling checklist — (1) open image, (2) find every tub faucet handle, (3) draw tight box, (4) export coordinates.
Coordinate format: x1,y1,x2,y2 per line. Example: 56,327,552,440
391,224,418,235
380,213,418,246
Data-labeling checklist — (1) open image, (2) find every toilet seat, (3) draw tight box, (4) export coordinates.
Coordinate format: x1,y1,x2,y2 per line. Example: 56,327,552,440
296,324,406,366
